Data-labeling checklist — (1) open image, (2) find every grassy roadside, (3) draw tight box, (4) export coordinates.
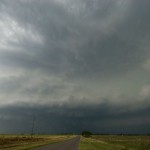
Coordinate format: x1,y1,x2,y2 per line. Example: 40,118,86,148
79,135,150,150
79,137,124,150
92,135,150,150
0,135,74,150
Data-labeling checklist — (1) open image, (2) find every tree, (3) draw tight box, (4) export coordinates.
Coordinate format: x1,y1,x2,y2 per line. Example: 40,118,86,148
81,131,92,137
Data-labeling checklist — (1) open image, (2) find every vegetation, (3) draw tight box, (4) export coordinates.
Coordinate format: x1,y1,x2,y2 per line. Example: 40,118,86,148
81,131,92,138
79,135,150,150
0,134,73,150
1,134,150,149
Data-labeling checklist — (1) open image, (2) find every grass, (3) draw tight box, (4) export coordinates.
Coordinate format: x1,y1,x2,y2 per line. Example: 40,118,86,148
79,137,124,150
79,135,150,150
0,134,74,150
1,134,150,150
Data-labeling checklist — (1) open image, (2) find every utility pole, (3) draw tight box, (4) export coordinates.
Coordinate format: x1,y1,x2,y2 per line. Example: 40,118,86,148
31,115,36,137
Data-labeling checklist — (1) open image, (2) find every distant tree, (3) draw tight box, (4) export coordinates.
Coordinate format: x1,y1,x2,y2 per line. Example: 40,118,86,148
81,131,92,137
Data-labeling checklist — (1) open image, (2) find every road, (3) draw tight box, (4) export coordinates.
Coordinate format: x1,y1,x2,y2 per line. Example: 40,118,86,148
32,136,80,150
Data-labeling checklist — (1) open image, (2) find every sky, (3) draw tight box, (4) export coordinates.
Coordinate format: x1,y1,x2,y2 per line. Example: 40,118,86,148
0,0,150,134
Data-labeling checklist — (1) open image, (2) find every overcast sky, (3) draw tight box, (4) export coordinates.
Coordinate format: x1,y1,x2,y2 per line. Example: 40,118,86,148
0,0,150,134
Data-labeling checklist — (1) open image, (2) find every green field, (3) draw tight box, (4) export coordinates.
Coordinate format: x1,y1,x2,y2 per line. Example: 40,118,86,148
0,134,73,150
79,135,150,150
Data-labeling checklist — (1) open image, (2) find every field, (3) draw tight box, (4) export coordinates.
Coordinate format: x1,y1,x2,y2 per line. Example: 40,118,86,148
1,134,150,150
79,135,150,150
0,134,73,150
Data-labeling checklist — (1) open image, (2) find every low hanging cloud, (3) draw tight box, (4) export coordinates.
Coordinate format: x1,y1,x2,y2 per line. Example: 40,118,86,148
143,59,150,72
0,0,150,133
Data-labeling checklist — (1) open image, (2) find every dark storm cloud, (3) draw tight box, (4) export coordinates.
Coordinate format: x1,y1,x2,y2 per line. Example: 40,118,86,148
0,0,150,133
0,0,149,78
0,105,150,134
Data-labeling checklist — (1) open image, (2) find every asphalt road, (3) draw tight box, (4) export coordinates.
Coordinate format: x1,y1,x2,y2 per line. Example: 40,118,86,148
32,136,80,150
